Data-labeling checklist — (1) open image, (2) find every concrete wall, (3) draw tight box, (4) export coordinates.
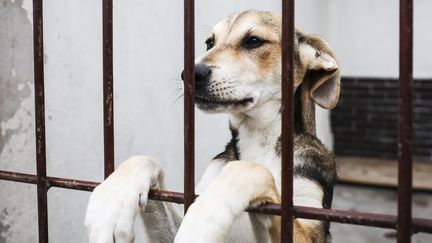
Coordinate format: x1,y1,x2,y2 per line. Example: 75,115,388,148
0,0,430,242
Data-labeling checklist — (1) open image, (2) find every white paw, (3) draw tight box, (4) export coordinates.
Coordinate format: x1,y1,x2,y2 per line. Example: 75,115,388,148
84,156,164,243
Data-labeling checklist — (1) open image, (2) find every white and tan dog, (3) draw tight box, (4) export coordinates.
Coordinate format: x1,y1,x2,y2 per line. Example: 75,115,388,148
85,10,340,243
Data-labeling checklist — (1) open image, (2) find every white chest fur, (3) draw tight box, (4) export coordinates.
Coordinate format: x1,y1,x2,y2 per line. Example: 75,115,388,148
237,122,282,193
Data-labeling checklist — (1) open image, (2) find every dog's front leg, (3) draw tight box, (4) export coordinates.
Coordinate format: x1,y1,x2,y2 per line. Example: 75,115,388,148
84,156,166,243
174,161,280,243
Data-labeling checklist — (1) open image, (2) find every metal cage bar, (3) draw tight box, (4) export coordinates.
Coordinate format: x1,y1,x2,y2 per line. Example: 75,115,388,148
281,0,295,242
183,0,196,213
33,0,49,242
1,170,432,238
102,0,115,179
397,0,414,242
0,1,430,243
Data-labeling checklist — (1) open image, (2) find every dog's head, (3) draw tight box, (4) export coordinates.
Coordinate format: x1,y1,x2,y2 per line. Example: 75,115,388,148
184,10,340,113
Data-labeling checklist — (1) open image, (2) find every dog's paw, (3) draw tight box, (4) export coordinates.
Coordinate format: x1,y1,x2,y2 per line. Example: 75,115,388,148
84,156,164,243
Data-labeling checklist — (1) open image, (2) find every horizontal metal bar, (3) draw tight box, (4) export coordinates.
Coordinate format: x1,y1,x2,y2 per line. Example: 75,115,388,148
0,171,184,202
0,171,38,184
148,189,185,204
47,177,99,191
412,218,432,234
247,204,395,228
0,170,431,233
48,177,185,203
294,206,396,229
248,204,432,233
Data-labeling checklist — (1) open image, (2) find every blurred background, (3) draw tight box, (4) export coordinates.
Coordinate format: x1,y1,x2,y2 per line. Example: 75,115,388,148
0,0,431,242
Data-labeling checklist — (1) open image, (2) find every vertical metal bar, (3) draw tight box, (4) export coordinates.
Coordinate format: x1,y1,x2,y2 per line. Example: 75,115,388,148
281,0,295,242
397,0,413,242
183,0,195,212
33,0,48,242
103,0,114,179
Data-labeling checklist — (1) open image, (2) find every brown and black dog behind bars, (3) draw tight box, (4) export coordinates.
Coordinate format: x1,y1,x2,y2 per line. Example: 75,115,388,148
85,10,340,243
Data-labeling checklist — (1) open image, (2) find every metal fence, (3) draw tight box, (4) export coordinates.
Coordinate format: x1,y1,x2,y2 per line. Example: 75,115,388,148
0,0,431,242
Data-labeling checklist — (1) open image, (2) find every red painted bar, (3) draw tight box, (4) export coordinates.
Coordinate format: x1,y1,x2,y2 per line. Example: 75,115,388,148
183,0,195,213
32,0,49,242
103,0,115,179
398,0,414,242
281,0,295,242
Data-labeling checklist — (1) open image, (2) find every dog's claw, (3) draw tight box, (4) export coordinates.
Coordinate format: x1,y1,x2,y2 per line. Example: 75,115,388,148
139,193,147,211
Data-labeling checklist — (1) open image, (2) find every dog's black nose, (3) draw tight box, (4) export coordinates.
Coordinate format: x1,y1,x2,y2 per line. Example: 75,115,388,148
194,64,211,83
181,64,211,83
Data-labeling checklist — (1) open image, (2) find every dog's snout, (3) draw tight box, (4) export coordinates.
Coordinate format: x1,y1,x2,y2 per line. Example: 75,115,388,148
181,64,211,83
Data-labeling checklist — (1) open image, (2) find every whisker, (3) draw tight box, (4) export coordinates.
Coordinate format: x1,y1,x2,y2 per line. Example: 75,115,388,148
169,86,184,99
173,94,184,104
168,77,184,83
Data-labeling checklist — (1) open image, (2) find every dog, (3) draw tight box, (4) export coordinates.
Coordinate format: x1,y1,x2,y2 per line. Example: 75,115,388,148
85,10,340,243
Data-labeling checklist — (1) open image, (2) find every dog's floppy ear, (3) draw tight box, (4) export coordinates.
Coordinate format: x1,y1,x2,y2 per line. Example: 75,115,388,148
300,35,341,109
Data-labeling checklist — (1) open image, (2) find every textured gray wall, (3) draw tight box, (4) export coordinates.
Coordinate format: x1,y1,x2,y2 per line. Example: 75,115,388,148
0,0,37,242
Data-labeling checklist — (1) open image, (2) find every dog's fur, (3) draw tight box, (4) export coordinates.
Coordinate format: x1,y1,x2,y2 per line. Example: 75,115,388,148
85,10,340,243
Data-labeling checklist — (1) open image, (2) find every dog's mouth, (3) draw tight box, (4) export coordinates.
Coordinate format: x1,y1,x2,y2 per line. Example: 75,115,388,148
195,95,254,112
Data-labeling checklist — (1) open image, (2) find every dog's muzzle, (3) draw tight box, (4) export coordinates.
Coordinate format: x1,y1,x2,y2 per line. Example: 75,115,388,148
181,64,254,112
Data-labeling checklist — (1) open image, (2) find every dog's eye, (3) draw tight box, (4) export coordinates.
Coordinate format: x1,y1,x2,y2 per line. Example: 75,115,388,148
242,36,265,49
205,38,214,50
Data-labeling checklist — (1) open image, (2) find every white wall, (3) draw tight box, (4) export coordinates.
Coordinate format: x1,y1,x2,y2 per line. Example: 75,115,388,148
327,0,432,78
1,0,430,242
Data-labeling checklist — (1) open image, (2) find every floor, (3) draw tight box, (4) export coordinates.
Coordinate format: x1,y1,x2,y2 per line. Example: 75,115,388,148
331,185,432,243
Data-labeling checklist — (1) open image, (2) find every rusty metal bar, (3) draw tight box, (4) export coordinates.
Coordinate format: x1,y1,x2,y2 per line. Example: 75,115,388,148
0,171,38,184
32,0,49,242
412,218,432,234
103,0,115,179
0,171,185,203
148,189,186,204
48,179,185,204
249,205,432,233
183,0,195,213
294,206,397,229
398,0,414,242
281,0,295,242
1,170,432,233
249,205,396,228
47,177,99,191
